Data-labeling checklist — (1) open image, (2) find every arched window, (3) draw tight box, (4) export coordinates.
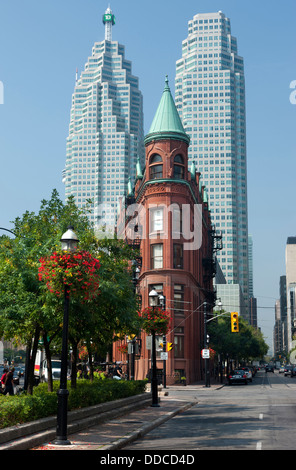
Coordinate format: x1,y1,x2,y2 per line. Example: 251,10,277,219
173,154,185,179
150,154,163,180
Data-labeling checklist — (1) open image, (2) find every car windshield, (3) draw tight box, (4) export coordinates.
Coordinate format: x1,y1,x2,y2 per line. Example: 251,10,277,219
234,370,244,375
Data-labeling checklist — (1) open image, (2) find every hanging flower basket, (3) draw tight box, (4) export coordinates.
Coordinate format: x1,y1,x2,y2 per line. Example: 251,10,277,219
38,250,100,301
209,348,216,359
139,307,170,335
78,345,88,361
117,344,128,355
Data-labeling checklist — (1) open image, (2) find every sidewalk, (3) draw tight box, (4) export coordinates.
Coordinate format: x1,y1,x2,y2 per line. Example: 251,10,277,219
32,382,224,451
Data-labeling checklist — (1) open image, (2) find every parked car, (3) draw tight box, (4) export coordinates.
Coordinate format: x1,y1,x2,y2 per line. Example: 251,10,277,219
241,367,253,382
291,366,296,377
284,365,292,376
228,370,248,385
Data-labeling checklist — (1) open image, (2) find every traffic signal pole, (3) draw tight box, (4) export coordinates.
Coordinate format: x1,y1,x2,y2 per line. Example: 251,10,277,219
162,335,166,388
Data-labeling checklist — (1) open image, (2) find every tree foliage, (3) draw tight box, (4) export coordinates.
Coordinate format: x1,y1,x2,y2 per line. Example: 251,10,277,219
207,312,268,363
0,190,139,393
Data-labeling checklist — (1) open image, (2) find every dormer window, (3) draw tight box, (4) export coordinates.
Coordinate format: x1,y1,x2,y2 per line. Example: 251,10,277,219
150,154,163,180
173,154,185,179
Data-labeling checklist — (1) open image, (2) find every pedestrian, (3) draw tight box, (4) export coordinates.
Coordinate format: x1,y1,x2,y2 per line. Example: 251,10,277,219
113,363,123,380
4,367,14,396
1,368,8,390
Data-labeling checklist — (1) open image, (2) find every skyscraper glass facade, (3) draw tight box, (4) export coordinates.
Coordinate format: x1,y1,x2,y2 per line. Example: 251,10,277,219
64,11,144,229
175,11,249,303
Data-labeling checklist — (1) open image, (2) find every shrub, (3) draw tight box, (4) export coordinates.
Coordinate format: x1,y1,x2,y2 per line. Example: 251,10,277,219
0,379,147,429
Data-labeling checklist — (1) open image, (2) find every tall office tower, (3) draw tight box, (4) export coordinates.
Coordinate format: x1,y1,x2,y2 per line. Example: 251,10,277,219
64,7,145,230
175,11,249,305
248,235,254,298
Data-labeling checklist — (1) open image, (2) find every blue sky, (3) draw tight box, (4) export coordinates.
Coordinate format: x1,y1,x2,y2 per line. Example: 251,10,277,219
0,0,295,350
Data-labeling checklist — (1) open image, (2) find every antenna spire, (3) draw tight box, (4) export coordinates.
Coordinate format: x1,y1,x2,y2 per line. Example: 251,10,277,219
102,6,115,41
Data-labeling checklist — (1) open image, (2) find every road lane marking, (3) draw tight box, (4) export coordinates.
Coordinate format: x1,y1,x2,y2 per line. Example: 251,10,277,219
256,441,262,450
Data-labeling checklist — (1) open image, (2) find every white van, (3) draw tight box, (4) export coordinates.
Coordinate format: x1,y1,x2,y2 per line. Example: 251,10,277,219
40,359,61,382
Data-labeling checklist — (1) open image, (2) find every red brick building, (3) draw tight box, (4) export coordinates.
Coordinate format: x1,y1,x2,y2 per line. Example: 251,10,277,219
116,78,217,384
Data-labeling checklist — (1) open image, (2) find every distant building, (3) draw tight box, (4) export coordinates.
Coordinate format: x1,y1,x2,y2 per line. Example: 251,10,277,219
248,235,257,327
285,237,296,350
215,283,247,319
175,11,249,307
64,7,144,230
279,275,287,351
274,299,282,355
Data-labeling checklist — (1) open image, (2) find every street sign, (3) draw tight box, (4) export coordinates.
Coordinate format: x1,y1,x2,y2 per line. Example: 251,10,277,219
160,352,168,360
146,335,162,350
202,348,210,359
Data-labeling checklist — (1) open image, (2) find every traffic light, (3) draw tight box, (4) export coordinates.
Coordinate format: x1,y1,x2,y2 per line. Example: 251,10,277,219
167,342,173,351
231,312,239,333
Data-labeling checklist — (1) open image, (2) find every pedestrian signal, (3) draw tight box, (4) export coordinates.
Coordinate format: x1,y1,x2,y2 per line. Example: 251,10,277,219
231,312,239,333
167,342,173,351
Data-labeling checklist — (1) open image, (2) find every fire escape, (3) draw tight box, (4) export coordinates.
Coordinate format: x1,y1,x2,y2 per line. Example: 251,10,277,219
202,224,223,307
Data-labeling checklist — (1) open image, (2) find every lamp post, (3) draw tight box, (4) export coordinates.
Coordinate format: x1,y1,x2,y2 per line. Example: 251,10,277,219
54,226,79,446
0,227,16,237
217,299,223,383
149,289,160,407
204,302,210,388
159,294,167,389
130,265,140,380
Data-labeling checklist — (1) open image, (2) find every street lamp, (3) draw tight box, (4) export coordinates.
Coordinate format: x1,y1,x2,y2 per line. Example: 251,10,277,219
204,302,210,388
54,226,79,446
158,294,167,389
130,264,140,381
60,226,79,252
149,289,160,407
217,299,223,383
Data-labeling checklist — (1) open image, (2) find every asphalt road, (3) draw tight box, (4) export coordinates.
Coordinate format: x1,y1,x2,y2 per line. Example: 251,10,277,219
124,369,296,451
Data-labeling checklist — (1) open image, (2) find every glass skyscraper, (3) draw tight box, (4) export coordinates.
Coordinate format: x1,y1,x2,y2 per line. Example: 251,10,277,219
64,7,144,230
175,11,249,304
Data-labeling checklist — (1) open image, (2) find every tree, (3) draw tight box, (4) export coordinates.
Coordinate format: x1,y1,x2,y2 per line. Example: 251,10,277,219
207,312,268,371
0,190,96,393
0,190,140,392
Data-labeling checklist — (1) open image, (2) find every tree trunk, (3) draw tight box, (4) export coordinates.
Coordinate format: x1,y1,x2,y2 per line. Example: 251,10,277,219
27,325,41,395
70,339,78,389
87,341,94,382
24,339,32,391
43,332,53,392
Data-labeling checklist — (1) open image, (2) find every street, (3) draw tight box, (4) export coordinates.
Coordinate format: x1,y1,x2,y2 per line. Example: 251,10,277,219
124,369,296,450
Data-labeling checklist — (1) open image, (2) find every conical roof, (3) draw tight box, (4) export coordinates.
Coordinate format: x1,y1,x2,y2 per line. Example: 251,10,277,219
144,76,190,146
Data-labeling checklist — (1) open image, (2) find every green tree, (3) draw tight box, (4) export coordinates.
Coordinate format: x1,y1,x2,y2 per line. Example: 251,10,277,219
0,190,139,393
208,312,268,370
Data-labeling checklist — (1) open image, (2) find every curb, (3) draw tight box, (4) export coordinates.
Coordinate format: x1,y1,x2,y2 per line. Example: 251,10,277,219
0,393,152,450
99,401,197,450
